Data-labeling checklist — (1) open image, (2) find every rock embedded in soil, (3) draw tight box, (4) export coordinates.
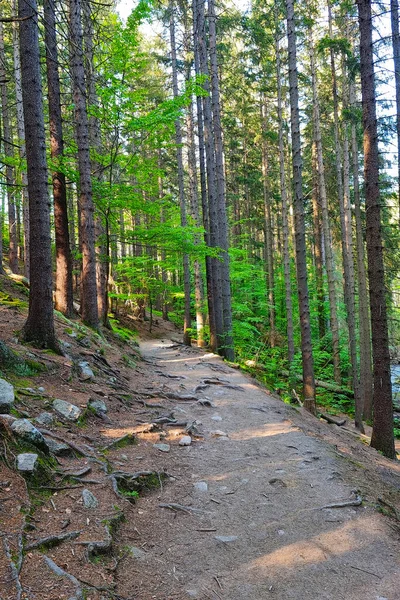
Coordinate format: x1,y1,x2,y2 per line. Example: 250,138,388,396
214,535,238,543
35,412,54,426
129,546,147,559
0,378,14,413
53,399,82,422
211,414,223,421
82,489,99,509
193,481,208,492
11,419,49,453
179,436,192,446
153,443,170,453
43,436,72,456
17,453,38,473
210,430,228,438
78,361,95,381
88,397,107,415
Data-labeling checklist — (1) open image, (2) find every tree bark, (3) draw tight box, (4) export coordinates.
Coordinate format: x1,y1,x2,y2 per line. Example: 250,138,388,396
169,1,192,347
0,22,18,274
276,30,295,365
12,0,29,278
208,0,234,361
69,0,99,328
286,0,316,412
18,0,57,349
391,0,400,224
44,0,75,318
357,0,395,458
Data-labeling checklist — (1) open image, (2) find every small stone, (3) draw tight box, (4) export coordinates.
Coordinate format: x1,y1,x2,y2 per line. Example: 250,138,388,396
53,399,82,422
17,453,38,473
214,535,238,543
120,454,128,460
35,412,54,426
129,546,146,559
179,436,192,446
37,387,45,393
11,419,49,453
88,398,107,415
0,379,15,414
211,414,222,421
210,430,228,437
43,436,71,456
78,361,95,381
193,481,208,492
277,529,285,536
82,489,98,509
153,443,170,453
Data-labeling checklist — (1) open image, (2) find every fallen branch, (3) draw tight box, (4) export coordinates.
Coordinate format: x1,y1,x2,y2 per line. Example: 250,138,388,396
321,495,362,509
25,530,81,551
159,502,203,514
319,412,346,426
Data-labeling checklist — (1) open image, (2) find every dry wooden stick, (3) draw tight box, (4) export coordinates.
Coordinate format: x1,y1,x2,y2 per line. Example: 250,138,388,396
321,495,362,509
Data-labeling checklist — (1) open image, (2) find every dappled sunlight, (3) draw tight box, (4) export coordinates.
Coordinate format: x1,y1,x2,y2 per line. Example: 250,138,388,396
230,421,298,442
247,517,374,574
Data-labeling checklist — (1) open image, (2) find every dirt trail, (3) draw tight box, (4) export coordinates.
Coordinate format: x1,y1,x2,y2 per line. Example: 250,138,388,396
116,337,400,600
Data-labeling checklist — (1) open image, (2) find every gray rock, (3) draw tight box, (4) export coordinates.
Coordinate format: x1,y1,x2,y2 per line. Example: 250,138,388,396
179,436,192,446
0,414,16,424
88,398,107,415
37,387,45,393
17,453,38,473
210,430,228,438
193,481,208,492
129,546,146,559
35,412,54,427
78,361,94,381
214,535,238,543
211,414,222,422
44,436,71,456
153,443,170,453
0,379,14,413
11,419,49,453
82,489,98,509
53,399,82,422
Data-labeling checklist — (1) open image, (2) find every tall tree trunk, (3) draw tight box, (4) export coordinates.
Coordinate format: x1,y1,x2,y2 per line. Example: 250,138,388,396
310,33,341,384
169,2,191,346
357,0,395,458
350,78,373,420
69,0,99,328
391,0,400,223
208,0,234,360
311,140,325,341
44,0,75,318
261,97,276,347
18,0,57,349
276,30,295,365
12,0,29,278
286,0,316,412
195,0,224,353
0,23,18,274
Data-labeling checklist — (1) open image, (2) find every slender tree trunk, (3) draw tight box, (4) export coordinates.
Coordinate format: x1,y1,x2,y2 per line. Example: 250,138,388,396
276,31,295,365
169,2,191,346
12,0,29,278
286,0,316,412
209,0,234,361
0,23,18,274
350,78,373,420
311,139,325,341
310,33,341,383
44,0,75,318
18,0,57,349
391,0,400,223
261,97,276,347
69,0,99,328
357,0,395,458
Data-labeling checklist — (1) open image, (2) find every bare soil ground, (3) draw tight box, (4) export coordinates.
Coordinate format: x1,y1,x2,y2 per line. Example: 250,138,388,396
0,276,400,600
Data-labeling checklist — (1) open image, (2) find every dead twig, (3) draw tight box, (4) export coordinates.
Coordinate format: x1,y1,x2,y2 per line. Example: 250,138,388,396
321,494,362,509
159,503,203,514
349,565,382,579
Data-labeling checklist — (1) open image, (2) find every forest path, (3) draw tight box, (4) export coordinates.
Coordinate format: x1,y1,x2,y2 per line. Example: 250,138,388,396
116,336,400,600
